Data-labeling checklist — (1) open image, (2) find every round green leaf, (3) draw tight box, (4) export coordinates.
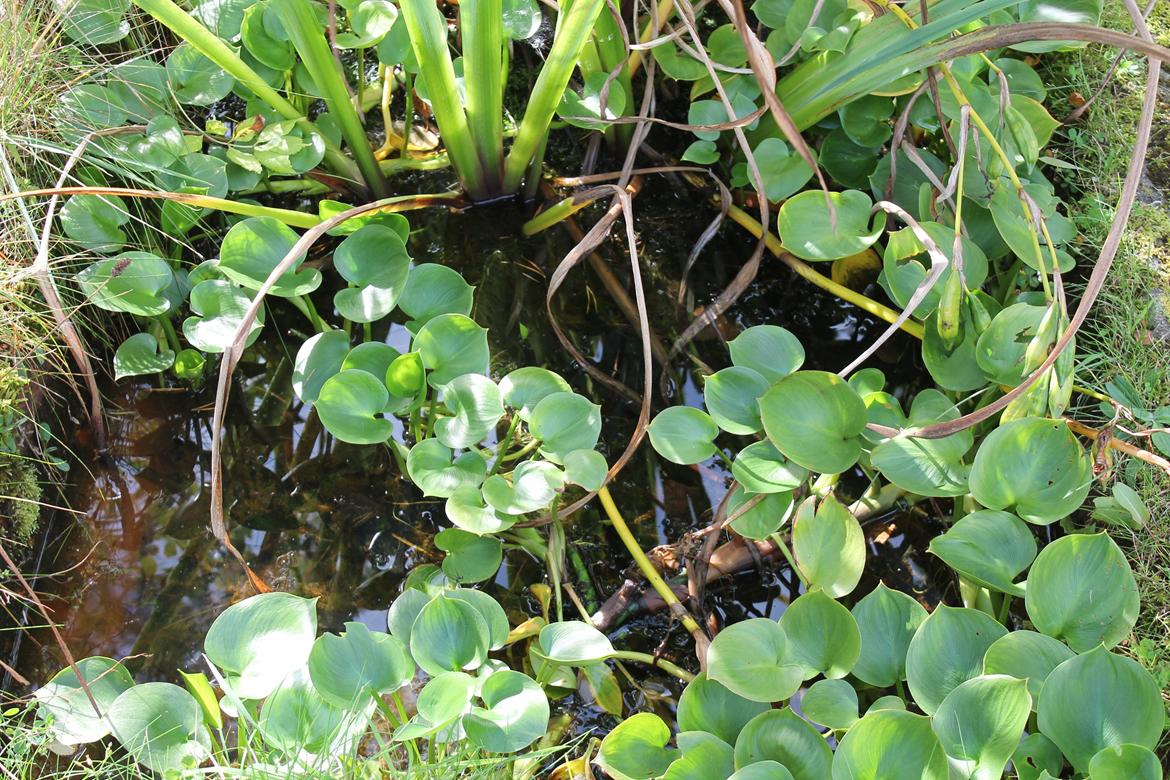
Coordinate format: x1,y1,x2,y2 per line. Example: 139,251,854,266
434,373,503,448
677,673,769,746
647,406,719,465
975,303,1048,385
257,666,350,754
414,313,489,386
759,371,868,474
731,441,807,494
342,342,401,386
58,0,130,44
752,138,817,202
792,495,865,597
728,325,804,382
108,683,209,772
60,83,127,129
558,71,630,129
928,510,1036,596
445,486,513,534
881,223,988,319
932,675,1032,780
1037,646,1163,773
409,593,491,676
726,485,793,540
316,370,395,444
1012,732,1064,780
60,194,129,253
463,670,549,753
662,731,735,780
905,606,1008,715
779,590,861,679
114,333,175,380
733,708,832,780
204,592,317,700
1024,532,1138,652
308,622,414,708
778,189,882,261
166,42,234,105
482,460,564,515
529,391,602,464
598,713,676,780
386,587,430,645
870,390,974,497
537,621,615,665
406,438,487,498
293,330,350,404
981,631,1074,704
832,710,948,780
499,367,571,422
332,224,412,322
968,417,1092,524
850,583,928,687
76,252,175,316
435,528,502,583
704,366,769,435
417,671,475,726
34,657,134,745
563,449,608,491
800,678,858,730
398,263,474,326
730,762,795,780
183,280,265,354
1088,744,1163,780
707,618,802,703
445,588,509,650
218,217,320,297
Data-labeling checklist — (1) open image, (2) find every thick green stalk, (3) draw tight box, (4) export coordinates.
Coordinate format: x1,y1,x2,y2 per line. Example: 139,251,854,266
590,0,634,147
129,0,359,184
502,0,606,192
460,0,505,190
399,0,489,198
273,0,389,199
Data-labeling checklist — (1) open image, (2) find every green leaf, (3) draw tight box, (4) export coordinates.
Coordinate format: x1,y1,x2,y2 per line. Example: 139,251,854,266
832,710,948,780
463,670,549,753
981,631,1074,704
777,189,882,262
416,670,475,726
927,510,1036,596
682,140,720,164
398,263,474,326
779,590,860,679
1011,0,1103,53
204,592,317,700
173,348,206,380
730,762,795,780
502,0,541,39
319,201,411,238
801,678,858,730
293,330,350,404
1012,732,1064,780
446,588,509,650
409,593,491,676
704,366,769,435
435,528,502,583
968,417,1092,524
840,95,894,147
241,2,296,69
316,369,394,444
342,342,401,387
733,708,832,780
482,460,564,515
563,449,608,491
677,673,769,746
662,732,735,780
336,0,398,48
60,194,128,253
558,71,629,129
932,675,1031,780
58,0,130,44
184,280,266,354
732,441,807,494
308,622,414,708
332,224,412,322
752,138,817,202
529,391,602,464
726,485,793,540
881,223,989,320
166,42,235,106
407,438,487,498
414,313,489,386
759,371,868,474
178,670,222,731
114,333,175,380
905,606,1008,715
34,657,134,745
850,583,927,687
499,367,571,421
538,621,615,665
1024,532,1138,652
647,406,719,465
445,486,513,534
1088,744,1163,780
76,252,175,316
60,83,128,130
597,713,676,780
975,302,1047,385
792,495,865,597
386,587,430,644
257,666,350,754
706,618,802,703
1037,646,1163,773
728,325,804,381
434,373,503,448
108,683,209,772
871,389,974,497
218,217,321,297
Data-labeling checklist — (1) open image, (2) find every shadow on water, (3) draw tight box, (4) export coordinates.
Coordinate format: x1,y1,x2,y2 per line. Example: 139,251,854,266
6,174,952,739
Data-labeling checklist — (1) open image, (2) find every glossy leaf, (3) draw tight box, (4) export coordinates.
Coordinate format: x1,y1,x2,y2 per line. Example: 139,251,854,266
204,592,317,700
928,510,1036,596
34,657,134,745
415,313,489,386
307,622,414,708
760,371,868,474
801,678,859,730
60,194,128,253
293,330,350,404
1088,744,1163,780
166,42,234,106
778,189,882,261
647,406,719,465
76,252,175,316
258,666,350,754
529,391,602,464
733,708,832,780
981,631,1074,704
703,366,769,435
779,590,861,679
434,373,504,449
725,485,793,540
677,673,769,746
463,670,549,753
871,390,974,497
728,325,805,382
435,528,502,583
731,441,807,494
316,370,395,444
108,683,209,772
932,675,1031,780
406,438,487,498
832,710,948,780
597,713,676,780
850,583,928,687
662,732,735,780
113,333,175,380
482,460,564,515
707,618,802,703
398,263,474,326
499,367,571,421
218,217,320,297
905,606,1008,714
793,495,865,597
537,621,615,665
409,593,491,676
183,280,265,354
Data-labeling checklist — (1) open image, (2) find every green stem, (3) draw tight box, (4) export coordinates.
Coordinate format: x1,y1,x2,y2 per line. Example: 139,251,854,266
502,0,606,192
770,532,808,589
501,437,541,462
520,193,598,236
156,315,182,354
129,0,358,184
461,0,505,189
273,0,389,199
608,650,696,683
597,486,704,638
400,69,416,163
291,295,327,333
489,414,522,476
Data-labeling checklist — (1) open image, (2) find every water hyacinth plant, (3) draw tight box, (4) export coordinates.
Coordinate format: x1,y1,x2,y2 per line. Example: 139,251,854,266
9,0,1170,775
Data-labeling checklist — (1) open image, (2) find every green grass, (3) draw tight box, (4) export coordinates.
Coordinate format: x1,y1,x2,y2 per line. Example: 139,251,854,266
1042,1,1170,715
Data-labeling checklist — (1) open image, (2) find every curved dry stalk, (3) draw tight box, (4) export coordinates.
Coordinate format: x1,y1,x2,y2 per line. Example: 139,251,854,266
207,192,462,589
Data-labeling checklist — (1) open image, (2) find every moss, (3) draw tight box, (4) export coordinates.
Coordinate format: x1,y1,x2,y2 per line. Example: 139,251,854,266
1042,2,1170,715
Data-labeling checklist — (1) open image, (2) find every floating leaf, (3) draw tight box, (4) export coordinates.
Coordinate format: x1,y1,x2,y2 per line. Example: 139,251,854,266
529,392,602,464
732,441,808,494
759,371,868,474
871,390,974,497
499,367,571,421
482,460,563,515
801,678,859,730
218,217,320,297
597,713,676,780
538,621,615,665
76,252,175,316
445,486,513,534
733,708,832,780
707,618,802,703
293,330,350,404
563,449,608,491
647,406,719,465
928,510,1036,596
850,583,927,688
752,138,817,202
704,366,769,435
677,673,769,746
398,263,474,326
204,592,317,700
415,313,489,386
730,762,795,780
981,631,1074,704
434,374,504,449
445,588,509,650
316,370,394,444
108,683,209,772
166,42,235,105
832,710,948,780
60,194,129,253
728,325,804,382
113,333,175,380
662,732,735,780
726,485,793,539
258,666,350,754
1024,532,1138,652
1088,744,1163,780
409,593,491,676
34,657,134,745
308,622,414,708
905,606,1007,715
58,0,130,44
435,528,502,583
463,670,549,753
779,590,861,679
792,495,865,597
332,224,412,322
777,189,882,262
406,438,487,498
932,675,1031,780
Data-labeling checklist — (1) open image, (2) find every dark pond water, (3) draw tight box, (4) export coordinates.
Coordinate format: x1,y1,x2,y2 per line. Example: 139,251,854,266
4,175,951,740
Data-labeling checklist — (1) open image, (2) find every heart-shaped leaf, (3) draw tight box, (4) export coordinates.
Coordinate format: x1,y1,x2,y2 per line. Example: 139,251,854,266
332,224,412,322
778,189,882,261
407,439,487,498
706,618,802,703
731,441,808,493
801,678,859,730
733,708,832,780
529,391,602,464
257,666,350,754
182,280,264,354
113,333,175,380
597,713,676,780
928,510,1036,596
204,592,317,700
905,606,1008,715
108,683,210,772
871,390,974,497
414,313,489,386
60,194,129,253
445,486,514,534
726,485,794,539
981,631,1073,704
932,675,1031,780
435,528,502,583
779,590,861,680
850,583,927,688
434,373,503,448
166,42,234,105
463,670,549,753
218,217,321,297
728,325,804,382
832,709,948,780
76,252,176,316
398,263,474,326
538,621,615,665
704,366,769,435
759,371,868,474
499,367,572,421
307,622,414,708
662,732,735,780
482,460,564,515
647,406,719,465
316,370,395,444
409,593,491,676
1088,744,1163,780
293,330,350,404
34,657,134,745
677,673,769,746
792,495,865,597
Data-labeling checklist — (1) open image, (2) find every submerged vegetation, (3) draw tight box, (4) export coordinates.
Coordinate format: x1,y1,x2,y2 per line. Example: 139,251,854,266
4,0,1170,776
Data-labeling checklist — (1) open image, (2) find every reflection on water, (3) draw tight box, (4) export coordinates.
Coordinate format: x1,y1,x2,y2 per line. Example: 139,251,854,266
8,179,950,734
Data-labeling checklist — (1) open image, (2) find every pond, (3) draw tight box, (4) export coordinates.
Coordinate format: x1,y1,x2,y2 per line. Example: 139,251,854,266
6,176,948,736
